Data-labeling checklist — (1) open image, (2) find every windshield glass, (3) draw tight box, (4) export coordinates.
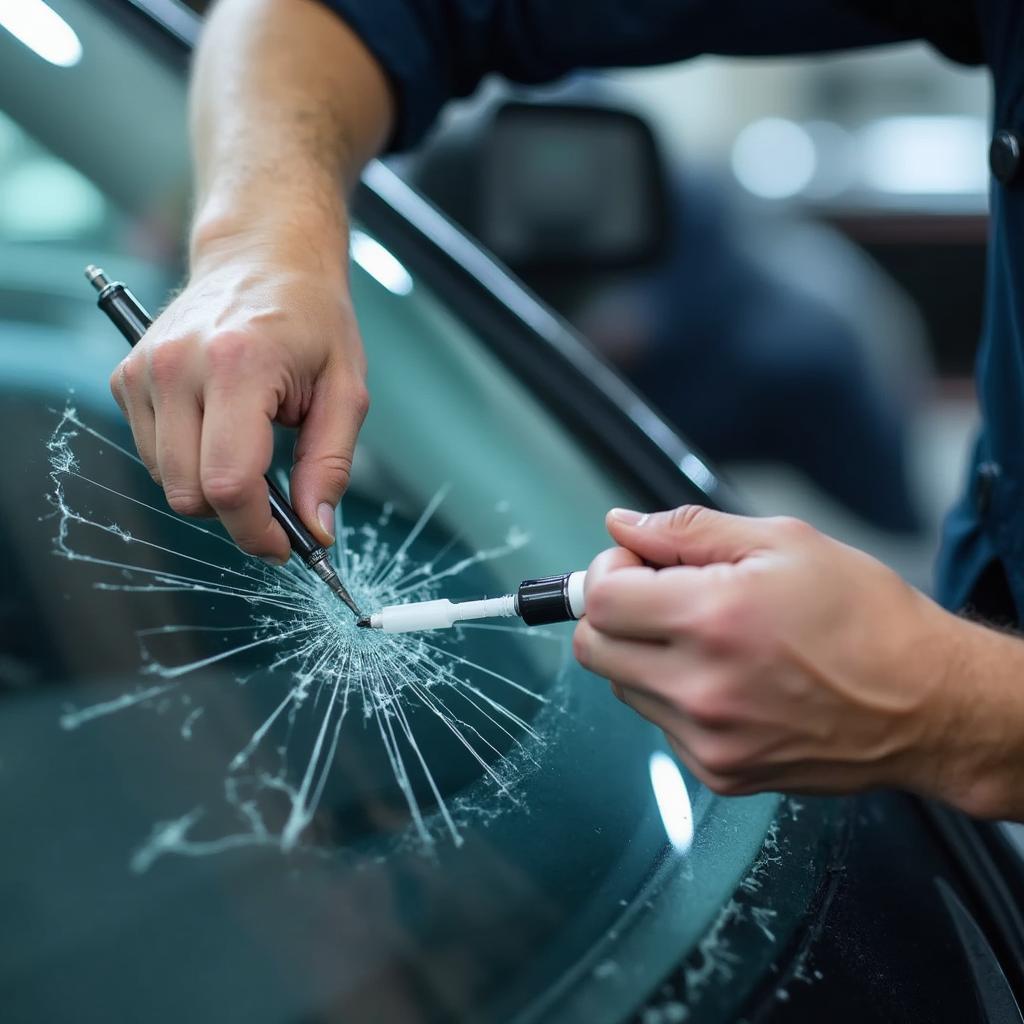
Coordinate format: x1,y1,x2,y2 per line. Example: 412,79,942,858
0,4,787,1021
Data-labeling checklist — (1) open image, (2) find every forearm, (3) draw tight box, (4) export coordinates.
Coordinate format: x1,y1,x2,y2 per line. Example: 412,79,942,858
189,0,393,266
932,616,1024,821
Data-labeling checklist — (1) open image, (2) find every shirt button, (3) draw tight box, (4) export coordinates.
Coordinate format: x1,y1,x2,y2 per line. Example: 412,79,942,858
976,461,1001,516
990,130,1022,185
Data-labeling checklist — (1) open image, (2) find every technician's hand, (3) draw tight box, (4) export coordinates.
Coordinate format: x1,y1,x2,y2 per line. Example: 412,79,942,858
109,237,367,563
573,506,989,808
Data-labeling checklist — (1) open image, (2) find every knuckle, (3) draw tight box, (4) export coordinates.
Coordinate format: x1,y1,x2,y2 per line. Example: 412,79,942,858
667,503,706,534
665,735,738,793
702,772,747,798
148,340,188,388
232,533,272,557
584,579,614,629
771,514,814,542
164,487,208,517
115,356,140,392
691,599,738,648
955,779,1009,821
201,471,252,511
691,735,740,777
670,735,744,794
665,733,695,768
690,590,750,650
349,383,370,421
135,448,161,485
572,623,593,667
316,452,354,491
680,683,733,729
205,331,252,375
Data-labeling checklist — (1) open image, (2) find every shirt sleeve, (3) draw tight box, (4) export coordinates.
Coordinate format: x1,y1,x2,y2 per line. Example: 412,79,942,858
312,0,933,151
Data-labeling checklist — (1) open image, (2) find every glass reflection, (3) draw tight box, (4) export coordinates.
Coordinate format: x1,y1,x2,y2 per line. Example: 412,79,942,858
0,0,83,68
649,750,694,853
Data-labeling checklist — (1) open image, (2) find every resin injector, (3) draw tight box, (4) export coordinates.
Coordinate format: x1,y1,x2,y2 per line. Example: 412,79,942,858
359,571,586,633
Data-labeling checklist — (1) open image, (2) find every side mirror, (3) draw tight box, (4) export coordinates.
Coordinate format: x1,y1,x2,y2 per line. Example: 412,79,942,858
415,99,671,274
453,101,671,274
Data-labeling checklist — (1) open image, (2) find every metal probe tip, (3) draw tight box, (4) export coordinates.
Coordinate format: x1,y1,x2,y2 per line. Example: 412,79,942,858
84,265,109,291
327,576,362,618
356,617,371,628
309,555,362,618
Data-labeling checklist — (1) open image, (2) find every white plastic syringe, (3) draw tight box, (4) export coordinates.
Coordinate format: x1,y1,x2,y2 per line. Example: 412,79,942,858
358,571,587,634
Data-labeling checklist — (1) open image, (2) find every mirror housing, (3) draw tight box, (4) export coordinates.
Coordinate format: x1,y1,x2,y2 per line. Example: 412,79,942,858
480,102,669,272
413,100,671,274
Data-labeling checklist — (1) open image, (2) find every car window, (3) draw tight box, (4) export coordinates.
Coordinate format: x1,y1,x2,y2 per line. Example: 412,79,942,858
0,4,806,1022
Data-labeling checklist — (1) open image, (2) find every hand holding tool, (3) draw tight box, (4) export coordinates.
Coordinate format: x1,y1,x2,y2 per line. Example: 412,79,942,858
85,265,362,617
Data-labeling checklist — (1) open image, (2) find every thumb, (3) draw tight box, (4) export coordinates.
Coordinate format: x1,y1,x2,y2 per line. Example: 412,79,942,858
290,369,369,545
605,505,773,568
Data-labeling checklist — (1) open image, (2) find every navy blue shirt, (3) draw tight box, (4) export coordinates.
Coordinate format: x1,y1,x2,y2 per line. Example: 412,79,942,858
320,0,1021,621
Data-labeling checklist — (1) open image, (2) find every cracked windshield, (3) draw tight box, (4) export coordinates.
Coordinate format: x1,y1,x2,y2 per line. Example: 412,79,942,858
0,3,798,1023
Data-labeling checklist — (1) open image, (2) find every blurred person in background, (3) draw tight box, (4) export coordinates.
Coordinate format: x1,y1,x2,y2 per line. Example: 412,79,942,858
574,172,923,534
112,0,1023,821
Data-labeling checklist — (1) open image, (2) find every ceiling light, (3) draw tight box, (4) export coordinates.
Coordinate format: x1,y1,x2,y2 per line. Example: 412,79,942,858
0,0,82,68
731,118,817,200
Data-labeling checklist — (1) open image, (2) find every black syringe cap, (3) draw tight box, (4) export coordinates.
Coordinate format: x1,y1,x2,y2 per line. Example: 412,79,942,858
517,574,575,626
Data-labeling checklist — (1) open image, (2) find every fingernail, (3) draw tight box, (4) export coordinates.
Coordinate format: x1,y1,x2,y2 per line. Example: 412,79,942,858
260,555,287,568
610,508,648,526
317,502,335,540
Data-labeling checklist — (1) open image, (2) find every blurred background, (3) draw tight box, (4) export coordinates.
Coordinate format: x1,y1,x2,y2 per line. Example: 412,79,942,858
2,1,991,593
395,44,987,593
396,44,989,593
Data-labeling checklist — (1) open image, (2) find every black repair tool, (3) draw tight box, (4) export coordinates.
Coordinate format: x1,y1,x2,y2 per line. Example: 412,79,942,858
85,265,362,618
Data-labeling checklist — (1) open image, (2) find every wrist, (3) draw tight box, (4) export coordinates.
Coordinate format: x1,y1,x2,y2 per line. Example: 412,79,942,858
914,613,1024,819
190,190,349,281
